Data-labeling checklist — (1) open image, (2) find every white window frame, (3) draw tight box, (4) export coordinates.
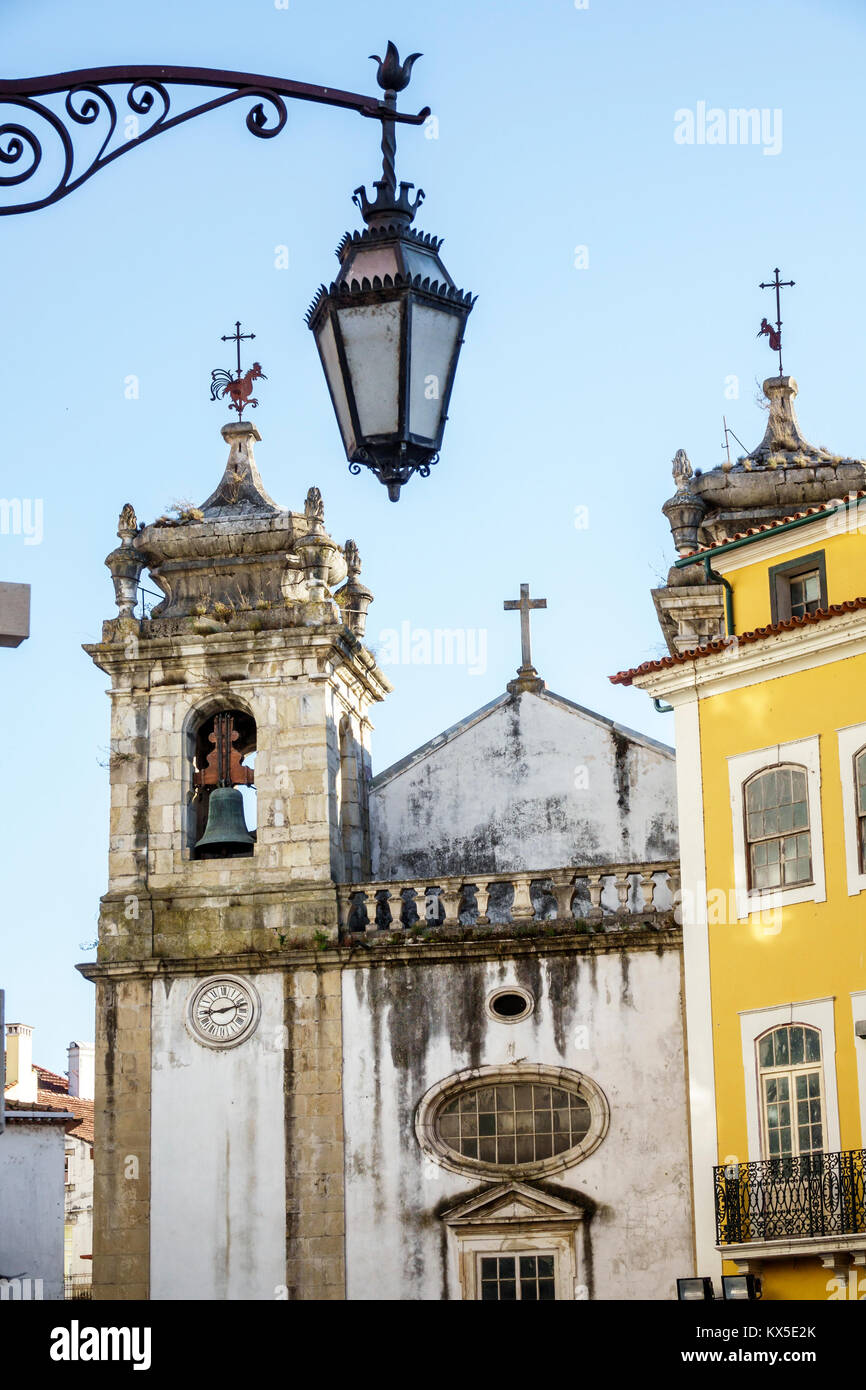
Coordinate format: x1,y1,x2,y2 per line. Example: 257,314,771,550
756,1024,826,1158
837,723,866,896
728,737,825,920
465,1239,573,1301
442,1181,586,1301
739,998,839,1162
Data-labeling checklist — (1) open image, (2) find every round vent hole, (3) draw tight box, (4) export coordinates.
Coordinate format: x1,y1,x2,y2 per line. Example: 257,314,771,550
490,991,532,1020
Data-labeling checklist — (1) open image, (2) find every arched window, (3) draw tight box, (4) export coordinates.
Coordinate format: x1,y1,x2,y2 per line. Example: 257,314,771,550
856,749,866,873
758,1025,824,1159
744,765,812,890
190,708,256,859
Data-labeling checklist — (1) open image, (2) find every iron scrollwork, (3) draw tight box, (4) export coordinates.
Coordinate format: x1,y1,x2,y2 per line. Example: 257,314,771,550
714,1149,866,1245
0,64,430,214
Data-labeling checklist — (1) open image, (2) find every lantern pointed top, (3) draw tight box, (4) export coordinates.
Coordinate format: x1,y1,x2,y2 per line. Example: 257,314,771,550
305,41,475,502
352,180,424,230
353,42,425,230
369,42,422,94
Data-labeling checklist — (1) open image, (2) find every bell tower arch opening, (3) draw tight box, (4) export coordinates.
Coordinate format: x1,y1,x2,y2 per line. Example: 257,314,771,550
188,706,257,859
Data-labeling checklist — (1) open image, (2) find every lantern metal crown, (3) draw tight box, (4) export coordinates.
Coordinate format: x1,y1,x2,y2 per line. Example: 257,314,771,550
305,42,475,501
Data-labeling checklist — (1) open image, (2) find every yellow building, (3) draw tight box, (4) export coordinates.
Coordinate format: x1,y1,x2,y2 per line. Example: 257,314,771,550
612,373,866,1300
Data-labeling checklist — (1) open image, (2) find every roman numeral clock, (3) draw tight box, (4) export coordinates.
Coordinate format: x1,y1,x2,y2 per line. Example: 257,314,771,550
187,977,261,1049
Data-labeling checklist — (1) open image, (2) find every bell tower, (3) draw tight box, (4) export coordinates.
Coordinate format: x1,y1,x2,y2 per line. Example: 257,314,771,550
80,419,389,1300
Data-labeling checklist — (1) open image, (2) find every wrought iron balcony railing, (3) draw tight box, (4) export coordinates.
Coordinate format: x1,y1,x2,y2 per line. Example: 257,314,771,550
64,1274,93,1300
714,1150,866,1246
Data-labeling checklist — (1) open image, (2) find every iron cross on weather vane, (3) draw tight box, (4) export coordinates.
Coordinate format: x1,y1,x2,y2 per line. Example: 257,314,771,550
758,267,795,377
504,583,547,678
209,320,266,419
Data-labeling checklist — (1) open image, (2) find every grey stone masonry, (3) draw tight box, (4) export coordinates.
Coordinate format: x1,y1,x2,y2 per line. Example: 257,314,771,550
654,375,866,653
83,423,392,960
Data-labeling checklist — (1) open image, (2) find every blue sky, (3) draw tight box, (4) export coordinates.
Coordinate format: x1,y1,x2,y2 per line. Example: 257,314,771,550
2,0,864,1071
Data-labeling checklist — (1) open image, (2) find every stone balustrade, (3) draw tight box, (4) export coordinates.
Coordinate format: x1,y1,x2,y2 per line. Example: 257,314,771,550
337,861,680,936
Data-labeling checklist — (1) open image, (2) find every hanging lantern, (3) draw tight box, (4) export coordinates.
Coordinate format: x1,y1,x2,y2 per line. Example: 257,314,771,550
306,42,475,501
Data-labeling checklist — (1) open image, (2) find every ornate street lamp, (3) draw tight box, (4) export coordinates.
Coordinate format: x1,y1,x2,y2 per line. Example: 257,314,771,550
0,55,427,635
305,44,475,501
0,44,471,502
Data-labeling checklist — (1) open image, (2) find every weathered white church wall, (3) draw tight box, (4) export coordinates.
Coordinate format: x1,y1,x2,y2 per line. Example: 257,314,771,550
66,1134,94,1275
0,1123,66,1299
342,944,691,1300
370,690,678,879
149,972,286,1300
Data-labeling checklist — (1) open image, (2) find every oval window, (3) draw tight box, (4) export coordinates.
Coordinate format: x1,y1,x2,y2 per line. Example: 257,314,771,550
487,989,533,1023
416,1066,609,1179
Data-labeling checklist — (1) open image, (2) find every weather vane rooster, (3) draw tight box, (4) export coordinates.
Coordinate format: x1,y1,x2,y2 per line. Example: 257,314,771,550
757,268,795,376
757,317,781,352
210,320,266,419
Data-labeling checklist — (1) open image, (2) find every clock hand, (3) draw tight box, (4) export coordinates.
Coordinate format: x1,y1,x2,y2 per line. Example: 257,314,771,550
207,1004,239,1022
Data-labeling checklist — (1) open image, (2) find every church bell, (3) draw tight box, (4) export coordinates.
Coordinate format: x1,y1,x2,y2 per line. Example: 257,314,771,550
195,785,255,857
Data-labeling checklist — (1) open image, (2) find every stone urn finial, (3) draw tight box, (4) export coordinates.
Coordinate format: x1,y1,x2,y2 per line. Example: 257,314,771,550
335,538,374,638
662,449,707,555
345,538,360,575
118,503,138,538
105,503,145,618
296,486,335,598
672,448,693,488
305,487,325,530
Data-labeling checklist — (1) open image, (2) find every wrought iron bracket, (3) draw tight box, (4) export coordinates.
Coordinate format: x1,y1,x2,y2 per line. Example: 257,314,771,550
0,64,431,214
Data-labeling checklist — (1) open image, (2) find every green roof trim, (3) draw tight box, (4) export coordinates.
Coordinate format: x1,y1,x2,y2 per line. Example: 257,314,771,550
674,503,843,568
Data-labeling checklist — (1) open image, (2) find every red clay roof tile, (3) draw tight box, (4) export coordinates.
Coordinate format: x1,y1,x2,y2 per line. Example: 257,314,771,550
35,1065,94,1145
680,492,866,557
610,596,866,686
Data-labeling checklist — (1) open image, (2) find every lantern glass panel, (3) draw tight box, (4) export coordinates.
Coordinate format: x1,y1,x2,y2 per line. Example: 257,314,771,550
316,314,356,457
408,302,462,443
337,301,402,437
401,245,451,281
343,245,402,284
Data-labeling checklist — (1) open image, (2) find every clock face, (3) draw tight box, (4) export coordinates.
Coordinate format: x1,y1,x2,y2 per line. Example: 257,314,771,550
188,976,260,1048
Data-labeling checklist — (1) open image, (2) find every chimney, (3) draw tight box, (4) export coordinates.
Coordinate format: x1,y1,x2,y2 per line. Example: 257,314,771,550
67,1041,95,1100
5,1023,37,1101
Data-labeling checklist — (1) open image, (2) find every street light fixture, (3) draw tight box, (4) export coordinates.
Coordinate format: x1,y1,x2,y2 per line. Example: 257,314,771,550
306,43,475,501
722,1273,762,1300
676,1276,715,1300
0,45,450,642
0,45,473,502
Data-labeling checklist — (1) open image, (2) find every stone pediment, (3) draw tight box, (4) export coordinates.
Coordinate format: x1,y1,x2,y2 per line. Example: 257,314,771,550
372,687,673,791
441,1182,585,1228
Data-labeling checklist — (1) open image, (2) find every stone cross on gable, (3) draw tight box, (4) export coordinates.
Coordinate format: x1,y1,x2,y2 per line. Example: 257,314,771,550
504,582,547,695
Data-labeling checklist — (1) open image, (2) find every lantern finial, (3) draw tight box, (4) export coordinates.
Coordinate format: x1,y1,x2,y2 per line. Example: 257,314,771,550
353,43,425,229
305,43,474,500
